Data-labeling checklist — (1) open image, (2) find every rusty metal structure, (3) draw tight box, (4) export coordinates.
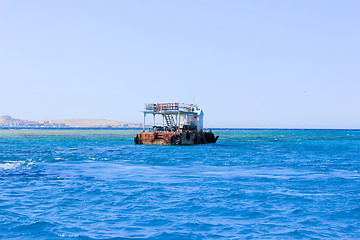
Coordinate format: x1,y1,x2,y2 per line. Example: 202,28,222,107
134,103,218,145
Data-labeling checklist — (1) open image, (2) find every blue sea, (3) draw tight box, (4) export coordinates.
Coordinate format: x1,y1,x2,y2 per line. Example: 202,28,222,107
0,129,359,239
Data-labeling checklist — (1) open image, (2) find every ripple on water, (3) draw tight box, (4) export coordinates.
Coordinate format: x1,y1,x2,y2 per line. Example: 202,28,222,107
0,129,360,239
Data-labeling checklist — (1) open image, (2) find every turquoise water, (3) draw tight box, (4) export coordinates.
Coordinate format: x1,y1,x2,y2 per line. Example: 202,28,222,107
0,129,359,239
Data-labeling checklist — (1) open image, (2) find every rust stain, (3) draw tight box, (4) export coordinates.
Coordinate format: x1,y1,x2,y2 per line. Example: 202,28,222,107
137,132,174,145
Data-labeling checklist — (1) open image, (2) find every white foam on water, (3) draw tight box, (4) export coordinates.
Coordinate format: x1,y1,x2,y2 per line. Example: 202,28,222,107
0,161,22,170
0,160,35,170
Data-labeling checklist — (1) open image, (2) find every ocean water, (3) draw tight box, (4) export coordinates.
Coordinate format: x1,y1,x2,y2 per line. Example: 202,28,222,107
0,129,359,239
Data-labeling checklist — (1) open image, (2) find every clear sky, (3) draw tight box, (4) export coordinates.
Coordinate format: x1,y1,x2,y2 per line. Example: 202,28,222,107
1,1,359,128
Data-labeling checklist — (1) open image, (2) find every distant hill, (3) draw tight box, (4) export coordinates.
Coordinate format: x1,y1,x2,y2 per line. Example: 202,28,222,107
0,115,142,128
48,119,142,128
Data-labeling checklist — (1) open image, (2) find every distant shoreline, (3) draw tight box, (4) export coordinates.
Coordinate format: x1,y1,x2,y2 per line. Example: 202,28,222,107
0,127,142,130
0,115,142,128
0,127,359,131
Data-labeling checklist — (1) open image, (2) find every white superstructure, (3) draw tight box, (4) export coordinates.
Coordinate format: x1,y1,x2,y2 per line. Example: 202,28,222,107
143,103,204,132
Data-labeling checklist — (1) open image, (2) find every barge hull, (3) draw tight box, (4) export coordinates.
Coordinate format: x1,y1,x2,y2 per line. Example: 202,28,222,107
135,131,218,145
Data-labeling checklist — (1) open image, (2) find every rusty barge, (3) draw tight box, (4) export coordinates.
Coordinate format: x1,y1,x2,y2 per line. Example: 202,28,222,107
134,103,218,145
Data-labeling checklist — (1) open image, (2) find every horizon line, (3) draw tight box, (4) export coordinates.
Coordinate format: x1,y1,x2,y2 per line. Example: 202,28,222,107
0,127,359,131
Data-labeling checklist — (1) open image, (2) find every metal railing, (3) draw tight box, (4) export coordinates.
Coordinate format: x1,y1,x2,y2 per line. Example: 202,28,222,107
145,103,197,112
145,103,179,112
156,103,179,111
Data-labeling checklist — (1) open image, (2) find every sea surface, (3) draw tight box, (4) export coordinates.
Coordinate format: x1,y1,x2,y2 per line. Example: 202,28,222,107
0,129,359,239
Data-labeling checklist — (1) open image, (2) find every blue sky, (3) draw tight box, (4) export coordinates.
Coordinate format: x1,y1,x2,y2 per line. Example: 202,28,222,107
1,1,359,128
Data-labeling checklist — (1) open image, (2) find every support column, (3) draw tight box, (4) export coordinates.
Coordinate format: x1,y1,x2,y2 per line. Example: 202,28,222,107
143,113,146,132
